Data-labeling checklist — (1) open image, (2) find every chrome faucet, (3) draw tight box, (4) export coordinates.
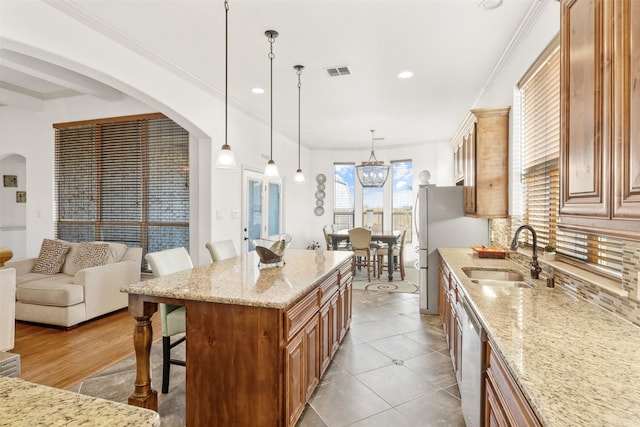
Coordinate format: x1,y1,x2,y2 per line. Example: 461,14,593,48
510,225,542,279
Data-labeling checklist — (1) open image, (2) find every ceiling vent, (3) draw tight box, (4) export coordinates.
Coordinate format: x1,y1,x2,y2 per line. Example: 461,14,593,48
325,66,351,77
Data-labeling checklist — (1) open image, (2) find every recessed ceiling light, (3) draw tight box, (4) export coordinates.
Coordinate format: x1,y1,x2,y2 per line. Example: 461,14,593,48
478,0,503,10
398,71,414,79
251,87,264,94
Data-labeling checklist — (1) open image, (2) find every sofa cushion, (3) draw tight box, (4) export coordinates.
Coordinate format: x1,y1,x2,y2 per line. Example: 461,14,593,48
72,242,110,272
16,278,84,307
31,239,70,275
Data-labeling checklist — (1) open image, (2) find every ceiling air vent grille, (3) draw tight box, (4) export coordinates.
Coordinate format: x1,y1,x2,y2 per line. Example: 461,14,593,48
326,66,351,77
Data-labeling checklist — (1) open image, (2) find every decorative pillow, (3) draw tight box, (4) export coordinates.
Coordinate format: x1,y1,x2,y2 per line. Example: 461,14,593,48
31,239,71,275
72,242,110,272
93,241,128,264
61,242,81,276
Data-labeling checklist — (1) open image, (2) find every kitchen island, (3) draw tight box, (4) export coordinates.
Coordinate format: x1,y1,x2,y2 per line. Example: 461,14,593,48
438,248,640,426
121,249,354,427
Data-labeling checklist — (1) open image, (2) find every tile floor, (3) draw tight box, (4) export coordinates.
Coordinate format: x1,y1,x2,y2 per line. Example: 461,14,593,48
297,290,465,426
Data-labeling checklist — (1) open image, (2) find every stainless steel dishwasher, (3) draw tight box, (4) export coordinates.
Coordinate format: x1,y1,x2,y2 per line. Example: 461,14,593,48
460,295,486,427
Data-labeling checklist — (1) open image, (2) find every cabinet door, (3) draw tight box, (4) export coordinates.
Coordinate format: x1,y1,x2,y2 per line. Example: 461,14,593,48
485,374,510,427
319,302,332,375
613,0,640,219
340,282,352,337
463,130,477,215
472,108,509,218
304,314,320,401
285,331,306,426
329,293,340,356
560,0,611,217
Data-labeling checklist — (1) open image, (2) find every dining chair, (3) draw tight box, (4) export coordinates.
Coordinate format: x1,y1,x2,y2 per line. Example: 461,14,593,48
322,225,334,250
348,227,375,281
377,229,407,280
206,239,238,262
144,247,193,394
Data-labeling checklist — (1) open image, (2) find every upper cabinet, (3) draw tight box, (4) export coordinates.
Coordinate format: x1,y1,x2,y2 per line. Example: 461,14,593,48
451,107,510,218
560,0,640,234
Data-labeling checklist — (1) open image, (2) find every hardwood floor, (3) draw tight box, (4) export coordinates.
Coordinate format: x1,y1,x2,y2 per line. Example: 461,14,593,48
12,308,162,389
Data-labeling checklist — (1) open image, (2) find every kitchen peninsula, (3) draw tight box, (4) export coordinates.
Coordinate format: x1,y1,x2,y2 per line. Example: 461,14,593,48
121,249,354,427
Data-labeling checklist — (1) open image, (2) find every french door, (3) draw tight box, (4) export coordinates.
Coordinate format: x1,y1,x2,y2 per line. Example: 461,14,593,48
242,169,283,255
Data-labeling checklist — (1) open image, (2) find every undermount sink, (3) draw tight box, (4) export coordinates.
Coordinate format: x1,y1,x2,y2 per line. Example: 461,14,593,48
462,268,533,288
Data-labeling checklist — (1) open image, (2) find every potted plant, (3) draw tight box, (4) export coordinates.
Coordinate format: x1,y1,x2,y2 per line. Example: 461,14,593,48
307,240,321,250
543,245,557,261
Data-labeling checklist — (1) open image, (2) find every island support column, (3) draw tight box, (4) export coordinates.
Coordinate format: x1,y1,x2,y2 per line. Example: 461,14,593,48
127,294,158,411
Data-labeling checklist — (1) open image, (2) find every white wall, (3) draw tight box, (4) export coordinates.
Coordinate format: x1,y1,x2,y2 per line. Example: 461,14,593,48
0,0,560,266
0,154,27,258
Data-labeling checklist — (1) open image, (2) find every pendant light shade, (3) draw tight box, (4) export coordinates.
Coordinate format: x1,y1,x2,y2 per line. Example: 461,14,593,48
265,160,279,177
215,144,236,168
355,130,390,188
264,30,279,177
215,0,237,169
293,64,305,183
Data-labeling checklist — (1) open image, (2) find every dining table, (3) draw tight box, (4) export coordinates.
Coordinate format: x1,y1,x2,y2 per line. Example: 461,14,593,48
328,229,401,281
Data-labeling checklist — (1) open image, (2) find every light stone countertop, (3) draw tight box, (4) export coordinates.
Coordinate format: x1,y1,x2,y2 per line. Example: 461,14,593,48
438,248,640,427
122,249,353,309
0,376,160,427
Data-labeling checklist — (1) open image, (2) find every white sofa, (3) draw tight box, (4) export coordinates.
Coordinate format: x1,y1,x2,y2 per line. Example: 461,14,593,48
2,240,142,328
0,268,16,351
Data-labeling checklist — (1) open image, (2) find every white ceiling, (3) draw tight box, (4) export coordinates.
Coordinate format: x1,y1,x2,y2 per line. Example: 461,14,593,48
0,0,541,150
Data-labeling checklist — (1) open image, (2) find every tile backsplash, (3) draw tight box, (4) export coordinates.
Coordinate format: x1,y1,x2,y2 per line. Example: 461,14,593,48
489,218,640,327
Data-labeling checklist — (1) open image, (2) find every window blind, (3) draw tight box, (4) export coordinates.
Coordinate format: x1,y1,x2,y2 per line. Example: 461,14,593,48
519,41,561,249
519,38,622,277
54,114,189,267
391,160,413,243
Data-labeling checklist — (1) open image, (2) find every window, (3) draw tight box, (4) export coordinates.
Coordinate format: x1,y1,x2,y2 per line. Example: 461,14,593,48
333,163,355,230
391,160,413,243
362,187,383,229
54,114,189,269
519,42,560,249
519,38,622,276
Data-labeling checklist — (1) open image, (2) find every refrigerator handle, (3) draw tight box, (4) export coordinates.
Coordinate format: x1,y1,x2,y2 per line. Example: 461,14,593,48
414,192,420,243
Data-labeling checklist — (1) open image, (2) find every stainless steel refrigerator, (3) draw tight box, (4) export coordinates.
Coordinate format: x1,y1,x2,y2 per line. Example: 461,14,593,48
415,185,489,314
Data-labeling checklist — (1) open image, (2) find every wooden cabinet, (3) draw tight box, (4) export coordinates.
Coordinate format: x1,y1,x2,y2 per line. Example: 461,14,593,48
439,258,462,382
484,339,541,427
284,259,353,426
454,139,464,184
450,107,510,218
560,0,640,234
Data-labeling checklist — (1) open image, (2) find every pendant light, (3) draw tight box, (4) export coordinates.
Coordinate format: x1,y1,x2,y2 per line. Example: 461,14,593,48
215,0,237,169
293,65,305,183
355,130,390,187
264,30,279,177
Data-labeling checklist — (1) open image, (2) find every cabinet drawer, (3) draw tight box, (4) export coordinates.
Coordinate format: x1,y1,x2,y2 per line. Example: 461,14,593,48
284,289,319,342
339,259,353,278
319,270,340,306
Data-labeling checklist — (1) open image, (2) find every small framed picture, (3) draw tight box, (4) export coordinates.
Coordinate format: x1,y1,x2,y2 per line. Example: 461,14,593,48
16,191,26,203
3,175,17,187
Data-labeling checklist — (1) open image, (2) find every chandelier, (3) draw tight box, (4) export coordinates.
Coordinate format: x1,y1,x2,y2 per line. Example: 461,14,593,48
355,130,389,188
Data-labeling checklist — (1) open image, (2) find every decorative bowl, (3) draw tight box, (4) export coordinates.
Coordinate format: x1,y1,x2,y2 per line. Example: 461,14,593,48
252,234,293,268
